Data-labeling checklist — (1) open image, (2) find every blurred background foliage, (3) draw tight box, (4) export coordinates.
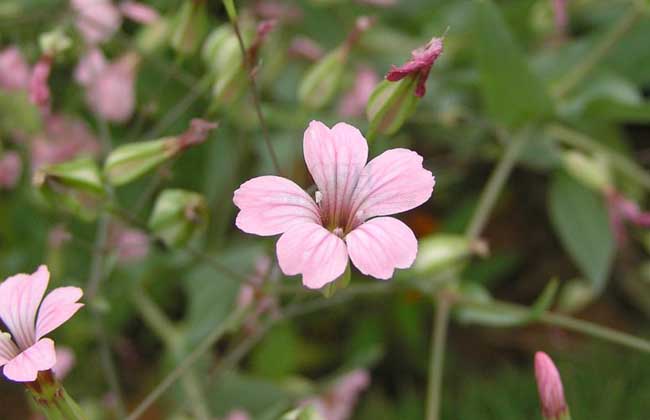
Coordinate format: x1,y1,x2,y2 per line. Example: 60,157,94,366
1,0,650,419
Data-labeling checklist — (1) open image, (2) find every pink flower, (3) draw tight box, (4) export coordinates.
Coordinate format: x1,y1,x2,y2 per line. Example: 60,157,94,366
552,0,568,37
84,52,138,122
52,346,76,380
0,47,31,91
233,121,434,289
253,0,302,22
223,409,251,420
0,265,83,382
301,369,370,420
386,37,444,97
0,151,22,189
288,36,324,62
119,1,160,24
71,0,122,45
534,352,569,420
74,48,108,86
338,66,380,118
606,189,650,245
29,56,52,112
108,223,150,263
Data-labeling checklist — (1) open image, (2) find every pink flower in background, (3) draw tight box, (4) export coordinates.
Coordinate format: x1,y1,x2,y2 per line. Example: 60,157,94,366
605,189,650,245
223,409,251,420
52,347,76,380
81,52,138,123
108,223,150,263
71,0,122,45
301,369,370,420
288,36,324,62
31,114,100,171
48,224,73,249
0,265,83,382
338,66,380,118
534,352,569,420
0,47,31,91
552,0,568,38
0,151,22,190
237,256,279,332
253,0,302,22
386,36,443,97
29,56,53,112
234,121,434,289
74,48,108,86
119,1,160,24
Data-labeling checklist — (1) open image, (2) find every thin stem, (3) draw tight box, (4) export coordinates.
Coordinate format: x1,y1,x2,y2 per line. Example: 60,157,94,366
552,2,644,98
125,307,248,420
425,295,451,420
466,129,530,239
547,123,650,190
225,3,283,176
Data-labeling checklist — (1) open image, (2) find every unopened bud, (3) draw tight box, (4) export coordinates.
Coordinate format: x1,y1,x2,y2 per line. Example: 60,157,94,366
298,47,346,109
170,0,208,55
534,352,571,420
413,234,486,274
561,150,611,192
33,157,105,221
366,78,418,137
104,119,217,186
39,29,71,57
148,189,208,247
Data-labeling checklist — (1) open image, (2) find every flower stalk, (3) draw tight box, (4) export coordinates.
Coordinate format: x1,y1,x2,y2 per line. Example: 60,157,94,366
26,370,87,420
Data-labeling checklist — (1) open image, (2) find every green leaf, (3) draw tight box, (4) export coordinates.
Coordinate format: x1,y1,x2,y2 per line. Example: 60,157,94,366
250,322,299,378
472,0,552,127
548,172,615,292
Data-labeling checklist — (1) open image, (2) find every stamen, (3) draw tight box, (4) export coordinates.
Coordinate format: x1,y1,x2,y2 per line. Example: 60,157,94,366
315,190,323,205
332,227,344,238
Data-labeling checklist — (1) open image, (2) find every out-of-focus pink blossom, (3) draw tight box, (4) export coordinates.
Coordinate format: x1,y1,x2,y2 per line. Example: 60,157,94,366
223,409,251,420
386,37,443,97
119,1,160,24
71,0,122,45
253,0,302,22
74,48,108,86
338,66,380,118
0,265,83,382
52,346,75,380
301,369,370,420
534,352,569,420
85,52,138,122
0,151,22,190
552,0,568,38
606,189,650,245
108,223,150,263
233,121,434,289
355,0,397,6
48,224,73,249
288,36,324,62
31,114,100,171
237,256,279,333
29,56,52,112
0,47,31,91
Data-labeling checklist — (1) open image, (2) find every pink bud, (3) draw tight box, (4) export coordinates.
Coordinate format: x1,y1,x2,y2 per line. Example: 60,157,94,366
534,352,568,420
338,66,380,118
109,223,150,263
224,409,250,420
552,0,568,37
288,36,324,62
301,369,370,420
52,347,76,380
29,55,52,112
85,53,138,122
0,151,22,189
71,0,122,45
605,188,650,245
0,47,31,91
253,0,302,22
386,36,444,97
119,1,160,24
48,224,72,249
74,48,108,86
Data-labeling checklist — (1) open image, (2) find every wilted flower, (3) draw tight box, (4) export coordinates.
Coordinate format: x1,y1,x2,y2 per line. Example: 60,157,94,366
52,347,75,380
386,36,443,97
534,352,570,420
288,36,324,62
0,47,31,91
0,265,83,382
108,223,150,263
119,1,160,24
71,0,122,45
338,66,380,118
605,188,650,244
0,151,22,190
301,370,370,420
234,121,435,289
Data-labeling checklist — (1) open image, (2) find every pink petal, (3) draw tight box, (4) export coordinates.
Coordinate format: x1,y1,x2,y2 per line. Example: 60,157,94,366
119,1,160,24
36,287,84,340
86,54,137,123
72,0,122,45
0,47,31,91
0,265,50,349
52,346,75,380
303,121,368,226
348,148,434,227
0,332,19,365
74,48,107,86
234,175,321,236
346,217,417,279
276,223,348,289
3,338,56,382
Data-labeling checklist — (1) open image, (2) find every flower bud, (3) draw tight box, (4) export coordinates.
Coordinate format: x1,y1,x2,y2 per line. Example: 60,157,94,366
366,78,418,137
413,234,486,274
170,0,209,55
298,47,346,109
33,157,105,221
39,29,72,57
534,352,571,420
561,150,611,192
148,189,208,247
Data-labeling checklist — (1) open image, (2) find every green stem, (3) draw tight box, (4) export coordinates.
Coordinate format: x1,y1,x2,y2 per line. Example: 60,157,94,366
27,371,88,420
425,295,451,420
552,2,643,98
547,123,650,190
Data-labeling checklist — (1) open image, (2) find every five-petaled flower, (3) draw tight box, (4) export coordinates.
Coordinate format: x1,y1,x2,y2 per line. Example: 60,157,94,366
233,121,434,289
0,265,83,382
386,36,443,97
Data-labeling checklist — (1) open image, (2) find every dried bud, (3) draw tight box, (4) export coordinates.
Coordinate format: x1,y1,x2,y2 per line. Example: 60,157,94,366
561,150,611,192
298,47,346,109
171,0,208,55
148,189,208,247
366,78,418,137
534,352,570,420
33,157,105,221
414,234,487,274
